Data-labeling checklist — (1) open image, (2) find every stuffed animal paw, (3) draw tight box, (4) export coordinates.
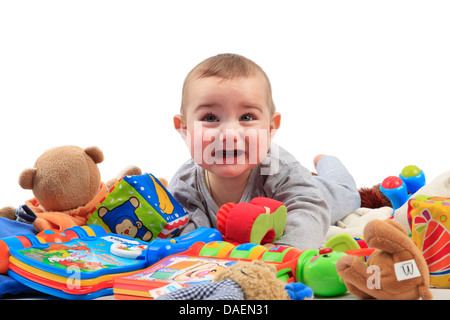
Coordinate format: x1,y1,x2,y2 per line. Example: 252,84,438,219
0,207,16,220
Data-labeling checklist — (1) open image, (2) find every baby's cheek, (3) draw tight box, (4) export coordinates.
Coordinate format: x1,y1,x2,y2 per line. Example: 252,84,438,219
189,130,204,164
189,127,220,164
245,129,270,164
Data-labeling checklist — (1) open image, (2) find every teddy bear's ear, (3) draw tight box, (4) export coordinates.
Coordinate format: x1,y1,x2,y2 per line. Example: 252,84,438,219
84,146,104,164
19,168,37,190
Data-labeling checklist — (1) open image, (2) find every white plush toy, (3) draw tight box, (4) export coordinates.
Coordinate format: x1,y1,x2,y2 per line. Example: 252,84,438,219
325,206,393,240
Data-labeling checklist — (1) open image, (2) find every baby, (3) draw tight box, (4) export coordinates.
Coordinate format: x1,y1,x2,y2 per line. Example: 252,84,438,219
169,53,360,250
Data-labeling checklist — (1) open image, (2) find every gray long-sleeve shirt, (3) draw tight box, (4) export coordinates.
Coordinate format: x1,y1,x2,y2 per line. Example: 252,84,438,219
168,144,337,250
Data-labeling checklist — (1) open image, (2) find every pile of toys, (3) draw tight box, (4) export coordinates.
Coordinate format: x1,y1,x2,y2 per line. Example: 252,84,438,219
0,145,448,300
0,200,348,300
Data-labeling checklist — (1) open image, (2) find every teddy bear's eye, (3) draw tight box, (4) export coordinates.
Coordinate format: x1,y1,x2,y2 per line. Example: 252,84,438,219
240,269,255,278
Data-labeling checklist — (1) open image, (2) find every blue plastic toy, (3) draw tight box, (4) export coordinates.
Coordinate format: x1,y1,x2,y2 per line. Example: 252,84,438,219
285,282,314,300
380,165,426,213
5,226,222,299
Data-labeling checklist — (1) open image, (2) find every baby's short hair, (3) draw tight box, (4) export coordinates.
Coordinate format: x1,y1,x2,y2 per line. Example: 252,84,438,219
181,53,275,114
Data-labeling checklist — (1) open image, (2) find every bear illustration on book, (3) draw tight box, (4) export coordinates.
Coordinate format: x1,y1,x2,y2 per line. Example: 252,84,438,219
98,197,153,242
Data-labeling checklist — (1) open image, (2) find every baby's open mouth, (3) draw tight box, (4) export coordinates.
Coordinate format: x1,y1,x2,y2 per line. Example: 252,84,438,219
213,149,245,158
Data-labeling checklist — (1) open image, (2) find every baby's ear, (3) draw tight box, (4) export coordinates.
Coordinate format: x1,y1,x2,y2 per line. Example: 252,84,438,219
84,146,104,164
19,168,37,190
270,112,281,139
173,114,189,141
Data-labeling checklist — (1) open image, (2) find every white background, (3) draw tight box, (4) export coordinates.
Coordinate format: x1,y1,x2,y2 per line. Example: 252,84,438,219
1,1,449,208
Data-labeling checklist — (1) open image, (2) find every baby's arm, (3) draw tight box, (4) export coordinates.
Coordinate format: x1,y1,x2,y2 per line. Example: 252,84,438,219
264,162,331,250
168,163,212,236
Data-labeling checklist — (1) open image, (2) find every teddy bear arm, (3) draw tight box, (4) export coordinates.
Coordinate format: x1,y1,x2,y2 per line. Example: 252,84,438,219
105,166,142,190
0,206,16,220
336,255,376,299
34,211,82,233
34,217,54,233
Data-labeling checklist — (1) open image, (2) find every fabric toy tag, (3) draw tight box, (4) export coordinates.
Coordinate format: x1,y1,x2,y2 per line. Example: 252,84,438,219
394,259,422,281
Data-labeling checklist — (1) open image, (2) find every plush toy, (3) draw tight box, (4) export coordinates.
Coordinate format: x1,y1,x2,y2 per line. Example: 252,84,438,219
325,206,393,241
323,183,394,242
336,219,433,300
157,260,313,300
0,146,142,233
359,184,392,209
216,197,287,246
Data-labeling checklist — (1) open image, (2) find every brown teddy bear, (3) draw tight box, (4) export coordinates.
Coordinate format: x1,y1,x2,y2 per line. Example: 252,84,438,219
336,219,433,300
0,145,142,233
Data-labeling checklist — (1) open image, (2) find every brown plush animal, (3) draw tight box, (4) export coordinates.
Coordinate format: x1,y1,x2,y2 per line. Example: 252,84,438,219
336,219,433,300
214,260,291,300
0,146,142,233
358,184,392,209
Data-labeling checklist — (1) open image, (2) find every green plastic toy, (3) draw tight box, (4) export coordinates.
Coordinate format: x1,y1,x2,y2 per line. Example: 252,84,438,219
195,241,348,297
295,248,347,296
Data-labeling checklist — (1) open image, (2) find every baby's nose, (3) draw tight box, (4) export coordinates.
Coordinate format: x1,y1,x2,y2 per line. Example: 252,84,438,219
219,126,242,142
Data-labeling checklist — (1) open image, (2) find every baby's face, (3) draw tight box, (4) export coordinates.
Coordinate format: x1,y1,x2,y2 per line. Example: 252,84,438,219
175,75,280,179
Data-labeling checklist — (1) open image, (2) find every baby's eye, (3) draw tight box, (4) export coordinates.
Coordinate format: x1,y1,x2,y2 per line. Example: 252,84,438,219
201,113,219,122
240,113,256,121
